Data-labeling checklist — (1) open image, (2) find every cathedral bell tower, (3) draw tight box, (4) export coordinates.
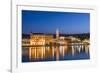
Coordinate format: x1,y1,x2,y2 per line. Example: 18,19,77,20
56,28,59,40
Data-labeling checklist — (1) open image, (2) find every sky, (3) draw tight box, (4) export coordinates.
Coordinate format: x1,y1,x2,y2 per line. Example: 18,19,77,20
22,10,90,34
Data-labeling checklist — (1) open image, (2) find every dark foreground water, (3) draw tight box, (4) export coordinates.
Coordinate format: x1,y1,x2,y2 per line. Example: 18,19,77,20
22,47,90,62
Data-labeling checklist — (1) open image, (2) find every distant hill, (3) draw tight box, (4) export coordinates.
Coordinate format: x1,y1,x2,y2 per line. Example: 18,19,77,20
53,33,90,40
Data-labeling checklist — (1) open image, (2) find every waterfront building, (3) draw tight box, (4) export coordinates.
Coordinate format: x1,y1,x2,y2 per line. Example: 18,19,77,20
22,34,30,46
82,39,90,53
29,33,53,60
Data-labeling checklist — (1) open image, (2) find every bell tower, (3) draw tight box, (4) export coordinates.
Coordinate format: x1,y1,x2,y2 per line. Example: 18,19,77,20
56,28,59,40
56,28,60,60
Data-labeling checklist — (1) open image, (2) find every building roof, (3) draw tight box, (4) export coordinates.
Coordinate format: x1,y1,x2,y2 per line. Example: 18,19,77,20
30,32,53,36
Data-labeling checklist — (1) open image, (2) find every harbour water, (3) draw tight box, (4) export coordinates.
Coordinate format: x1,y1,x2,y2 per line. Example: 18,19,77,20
22,44,90,62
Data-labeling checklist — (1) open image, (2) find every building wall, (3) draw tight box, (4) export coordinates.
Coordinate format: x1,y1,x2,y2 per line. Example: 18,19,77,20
30,34,53,45
22,38,30,46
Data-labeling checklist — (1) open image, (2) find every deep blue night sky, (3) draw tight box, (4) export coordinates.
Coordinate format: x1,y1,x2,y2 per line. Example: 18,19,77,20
22,10,90,34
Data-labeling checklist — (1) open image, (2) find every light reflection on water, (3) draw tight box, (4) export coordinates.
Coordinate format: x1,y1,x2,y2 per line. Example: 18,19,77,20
22,45,90,62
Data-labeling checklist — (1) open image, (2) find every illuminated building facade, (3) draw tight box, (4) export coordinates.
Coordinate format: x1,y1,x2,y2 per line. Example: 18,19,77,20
29,33,53,60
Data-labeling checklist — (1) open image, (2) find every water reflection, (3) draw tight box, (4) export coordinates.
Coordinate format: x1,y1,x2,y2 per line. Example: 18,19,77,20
22,43,90,62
